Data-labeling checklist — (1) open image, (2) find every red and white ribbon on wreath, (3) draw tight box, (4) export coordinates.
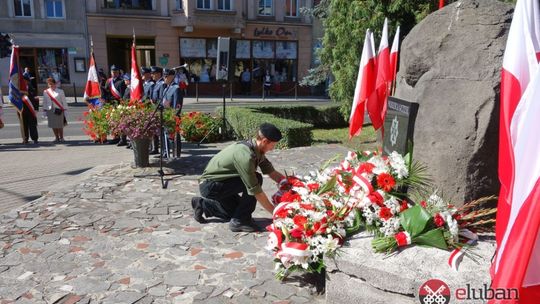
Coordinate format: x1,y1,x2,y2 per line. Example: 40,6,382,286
448,229,478,271
278,242,310,257
265,225,283,251
352,170,374,194
394,231,412,247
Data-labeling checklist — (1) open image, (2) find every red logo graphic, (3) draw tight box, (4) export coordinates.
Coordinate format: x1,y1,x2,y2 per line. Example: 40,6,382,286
419,279,451,304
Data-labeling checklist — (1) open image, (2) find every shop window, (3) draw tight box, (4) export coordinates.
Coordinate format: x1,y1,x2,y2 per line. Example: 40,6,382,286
236,40,251,59
258,0,273,16
14,0,32,17
217,0,232,11
175,0,182,10
285,0,299,17
104,0,154,10
35,48,70,84
45,0,64,18
253,40,274,59
196,0,211,10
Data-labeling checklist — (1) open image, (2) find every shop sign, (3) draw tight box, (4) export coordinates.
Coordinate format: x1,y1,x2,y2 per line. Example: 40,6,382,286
68,47,77,55
254,27,295,39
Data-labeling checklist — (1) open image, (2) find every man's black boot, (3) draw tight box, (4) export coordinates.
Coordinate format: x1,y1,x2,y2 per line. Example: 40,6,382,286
191,197,207,223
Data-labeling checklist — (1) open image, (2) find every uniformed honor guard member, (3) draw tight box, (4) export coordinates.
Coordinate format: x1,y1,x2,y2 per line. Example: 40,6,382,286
149,66,163,154
104,65,126,104
142,67,154,101
122,74,131,100
150,66,164,103
191,123,287,232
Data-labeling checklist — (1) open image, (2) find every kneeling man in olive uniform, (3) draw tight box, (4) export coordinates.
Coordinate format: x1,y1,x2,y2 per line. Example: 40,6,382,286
191,123,286,232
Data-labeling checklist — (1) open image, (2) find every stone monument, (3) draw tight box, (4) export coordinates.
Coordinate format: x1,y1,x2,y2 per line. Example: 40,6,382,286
394,0,513,203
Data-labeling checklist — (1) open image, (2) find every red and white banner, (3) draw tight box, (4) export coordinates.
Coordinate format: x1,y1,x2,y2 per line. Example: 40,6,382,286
349,30,376,139
83,51,101,103
492,0,540,302
130,42,143,102
367,18,390,131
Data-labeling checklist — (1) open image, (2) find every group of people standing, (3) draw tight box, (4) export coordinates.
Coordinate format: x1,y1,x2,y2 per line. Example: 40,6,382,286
14,68,69,145
85,64,186,156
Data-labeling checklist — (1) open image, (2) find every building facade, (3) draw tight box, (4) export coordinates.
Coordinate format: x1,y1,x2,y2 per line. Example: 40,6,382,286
86,0,316,96
0,0,88,96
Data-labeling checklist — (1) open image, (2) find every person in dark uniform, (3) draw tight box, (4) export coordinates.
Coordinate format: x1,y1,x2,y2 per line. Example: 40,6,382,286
122,74,131,100
150,66,164,103
19,75,39,144
142,67,154,101
104,65,127,145
104,65,126,105
161,69,184,158
191,123,286,232
149,66,163,154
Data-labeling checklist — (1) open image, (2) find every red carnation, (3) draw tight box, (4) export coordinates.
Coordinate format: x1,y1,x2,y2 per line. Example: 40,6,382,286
376,173,396,192
400,200,409,212
274,208,289,219
358,162,375,174
293,214,308,227
420,201,427,208
378,207,393,221
434,213,445,227
290,227,304,238
368,192,385,207
307,183,320,192
281,191,301,203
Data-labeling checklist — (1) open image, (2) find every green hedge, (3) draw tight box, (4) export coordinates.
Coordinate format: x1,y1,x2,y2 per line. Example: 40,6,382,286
245,105,347,129
222,107,313,149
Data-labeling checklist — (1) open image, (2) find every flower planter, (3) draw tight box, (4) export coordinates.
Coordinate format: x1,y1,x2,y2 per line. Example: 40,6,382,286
131,137,151,167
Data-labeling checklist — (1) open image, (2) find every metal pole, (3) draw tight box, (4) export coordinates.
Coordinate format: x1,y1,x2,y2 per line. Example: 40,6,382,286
196,82,199,102
222,83,226,135
294,82,298,100
73,83,78,103
262,82,265,101
230,82,233,101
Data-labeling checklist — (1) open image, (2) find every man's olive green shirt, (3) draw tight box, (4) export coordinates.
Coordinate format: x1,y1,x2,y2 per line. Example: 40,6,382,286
200,139,275,195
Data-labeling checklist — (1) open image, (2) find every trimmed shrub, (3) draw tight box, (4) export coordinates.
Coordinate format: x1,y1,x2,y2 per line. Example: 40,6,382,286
246,105,347,129
222,107,313,149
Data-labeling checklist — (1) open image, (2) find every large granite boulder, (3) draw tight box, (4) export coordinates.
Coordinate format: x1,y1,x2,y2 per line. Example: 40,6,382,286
395,0,513,203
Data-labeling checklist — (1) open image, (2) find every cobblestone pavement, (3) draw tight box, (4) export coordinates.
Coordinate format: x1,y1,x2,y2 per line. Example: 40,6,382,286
0,142,349,303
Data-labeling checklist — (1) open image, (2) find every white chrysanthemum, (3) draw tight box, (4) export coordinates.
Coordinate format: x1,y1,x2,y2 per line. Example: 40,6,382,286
428,192,445,208
389,151,409,178
368,155,388,175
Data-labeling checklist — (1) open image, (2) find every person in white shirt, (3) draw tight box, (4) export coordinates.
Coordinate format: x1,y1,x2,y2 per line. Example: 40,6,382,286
42,78,68,143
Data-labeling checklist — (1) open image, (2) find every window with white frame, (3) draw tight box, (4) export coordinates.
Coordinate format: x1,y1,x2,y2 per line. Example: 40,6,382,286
14,0,32,17
196,0,211,9
218,0,232,11
45,0,64,18
258,0,273,16
285,0,299,17
175,0,183,10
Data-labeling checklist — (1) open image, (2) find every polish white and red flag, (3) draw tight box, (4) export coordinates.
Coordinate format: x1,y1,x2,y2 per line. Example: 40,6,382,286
130,41,143,103
83,51,101,106
367,18,390,131
349,29,376,139
492,0,540,302
389,25,400,84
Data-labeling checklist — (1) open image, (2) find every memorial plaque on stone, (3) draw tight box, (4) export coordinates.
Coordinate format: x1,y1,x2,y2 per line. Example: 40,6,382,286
383,97,419,156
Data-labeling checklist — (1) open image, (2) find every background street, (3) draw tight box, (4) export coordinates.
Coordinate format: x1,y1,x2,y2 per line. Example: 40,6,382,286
0,96,331,213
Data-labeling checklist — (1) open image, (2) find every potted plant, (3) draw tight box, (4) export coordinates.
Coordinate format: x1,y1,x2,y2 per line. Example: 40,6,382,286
82,104,112,143
109,102,160,167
